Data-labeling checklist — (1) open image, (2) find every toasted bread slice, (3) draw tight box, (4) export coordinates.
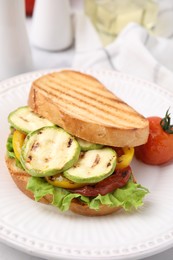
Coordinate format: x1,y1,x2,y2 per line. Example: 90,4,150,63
28,70,149,147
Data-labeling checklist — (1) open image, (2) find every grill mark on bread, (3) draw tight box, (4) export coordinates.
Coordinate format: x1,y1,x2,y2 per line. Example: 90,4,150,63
50,72,111,97
33,71,147,126
33,89,38,112
34,83,138,127
50,73,135,113
47,76,136,116
49,75,120,101
44,80,128,113
49,72,146,119
62,71,106,92
41,88,122,125
34,79,146,127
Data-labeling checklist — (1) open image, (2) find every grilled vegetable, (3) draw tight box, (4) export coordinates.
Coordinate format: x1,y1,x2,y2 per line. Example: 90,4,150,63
76,137,103,151
8,106,54,134
45,174,87,189
64,148,116,183
12,130,26,160
20,126,80,177
115,147,134,169
135,109,173,165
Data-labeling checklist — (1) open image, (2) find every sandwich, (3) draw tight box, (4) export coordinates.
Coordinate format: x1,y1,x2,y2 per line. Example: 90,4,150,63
5,70,149,216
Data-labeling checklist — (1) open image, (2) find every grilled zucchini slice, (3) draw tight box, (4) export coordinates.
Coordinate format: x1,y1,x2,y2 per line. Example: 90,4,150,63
8,106,54,133
76,137,103,151
20,126,80,177
64,148,116,183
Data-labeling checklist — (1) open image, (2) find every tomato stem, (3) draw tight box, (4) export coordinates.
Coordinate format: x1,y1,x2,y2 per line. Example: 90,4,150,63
160,109,173,134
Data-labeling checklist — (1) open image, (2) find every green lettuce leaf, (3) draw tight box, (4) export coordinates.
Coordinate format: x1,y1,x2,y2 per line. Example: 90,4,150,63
89,181,149,211
26,177,149,212
6,134,15,159
26,177,55,200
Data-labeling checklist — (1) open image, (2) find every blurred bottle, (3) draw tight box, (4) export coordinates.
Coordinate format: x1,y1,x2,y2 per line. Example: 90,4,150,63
31,0,73,51
85,0,158,46
0,0,33,81
25,0,35,16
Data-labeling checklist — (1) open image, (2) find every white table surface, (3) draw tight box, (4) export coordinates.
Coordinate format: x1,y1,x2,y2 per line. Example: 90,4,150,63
1,10,173,260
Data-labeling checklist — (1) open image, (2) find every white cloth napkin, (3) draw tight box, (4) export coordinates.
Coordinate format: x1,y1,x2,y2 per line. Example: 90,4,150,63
73,0,173,93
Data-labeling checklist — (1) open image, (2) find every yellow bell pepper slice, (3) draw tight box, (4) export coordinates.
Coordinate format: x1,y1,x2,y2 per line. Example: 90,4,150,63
116,147,134,169
12,130,26,160
45,174,87,189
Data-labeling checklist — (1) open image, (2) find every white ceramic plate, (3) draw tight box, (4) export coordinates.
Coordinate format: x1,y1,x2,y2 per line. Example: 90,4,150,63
0,69,173,260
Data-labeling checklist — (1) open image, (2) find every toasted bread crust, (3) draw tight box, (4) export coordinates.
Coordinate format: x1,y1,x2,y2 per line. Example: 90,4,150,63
5,156,52,204
70,199,120,216
28,70,149,147
5,156,121,216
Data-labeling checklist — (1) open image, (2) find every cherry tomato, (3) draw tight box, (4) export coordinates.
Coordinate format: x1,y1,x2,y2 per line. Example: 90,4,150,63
135,110,173,165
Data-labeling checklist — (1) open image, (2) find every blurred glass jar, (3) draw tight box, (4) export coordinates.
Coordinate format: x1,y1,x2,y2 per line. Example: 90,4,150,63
0,0,33,80
85,0,158,46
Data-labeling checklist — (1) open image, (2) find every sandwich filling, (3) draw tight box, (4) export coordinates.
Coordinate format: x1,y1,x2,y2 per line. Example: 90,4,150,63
6,106,149,212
